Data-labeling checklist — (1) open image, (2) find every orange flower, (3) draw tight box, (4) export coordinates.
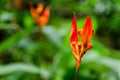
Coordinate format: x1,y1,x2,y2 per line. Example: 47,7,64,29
30,3,50,27
70,13,95,79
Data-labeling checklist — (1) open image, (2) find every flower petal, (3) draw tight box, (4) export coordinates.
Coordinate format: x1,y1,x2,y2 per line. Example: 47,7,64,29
30,5,38,18
77,29,83,36
36,3,44,14
85,44,93,51
37,7,50,27
30,3,44,18
82,16,93,44
70,14,78,43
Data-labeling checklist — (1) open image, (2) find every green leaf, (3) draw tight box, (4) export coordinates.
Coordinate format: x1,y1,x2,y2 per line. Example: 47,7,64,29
0,11,14,22
99,57,120,79
41,26,63,48
92,40,109,56
0,29,32,53
23,14,34,29
0,23,20,30
0,63,49,78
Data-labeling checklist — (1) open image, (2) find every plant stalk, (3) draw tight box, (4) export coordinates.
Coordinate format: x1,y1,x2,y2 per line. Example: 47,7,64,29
75,59,80,80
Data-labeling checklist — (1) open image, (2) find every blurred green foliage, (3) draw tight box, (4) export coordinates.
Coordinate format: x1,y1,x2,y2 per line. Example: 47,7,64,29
0,0,120,80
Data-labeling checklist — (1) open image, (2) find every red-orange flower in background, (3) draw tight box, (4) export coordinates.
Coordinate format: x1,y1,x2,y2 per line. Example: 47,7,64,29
70,13,95,79
30,3,50,27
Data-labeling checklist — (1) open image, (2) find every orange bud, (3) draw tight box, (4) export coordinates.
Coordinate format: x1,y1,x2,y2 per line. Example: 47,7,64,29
30,3,50,27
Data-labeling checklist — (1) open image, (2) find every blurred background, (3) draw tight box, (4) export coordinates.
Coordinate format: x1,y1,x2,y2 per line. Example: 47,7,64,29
0,0,120,80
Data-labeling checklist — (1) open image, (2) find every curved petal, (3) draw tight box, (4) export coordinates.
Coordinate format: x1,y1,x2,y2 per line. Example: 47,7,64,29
30,3,44,18
70,14,78,43
82,16,93,44
37,7,50,27
36,3,44,14
30,5,38,18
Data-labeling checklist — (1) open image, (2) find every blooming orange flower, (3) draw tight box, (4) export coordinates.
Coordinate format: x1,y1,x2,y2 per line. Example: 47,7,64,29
30,3,50,27
70,13,95,79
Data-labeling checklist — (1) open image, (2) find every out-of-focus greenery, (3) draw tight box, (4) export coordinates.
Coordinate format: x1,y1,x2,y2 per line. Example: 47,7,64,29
0,0,120,80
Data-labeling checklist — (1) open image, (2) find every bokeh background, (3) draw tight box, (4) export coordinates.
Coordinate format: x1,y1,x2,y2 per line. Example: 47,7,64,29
0,0,120,80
